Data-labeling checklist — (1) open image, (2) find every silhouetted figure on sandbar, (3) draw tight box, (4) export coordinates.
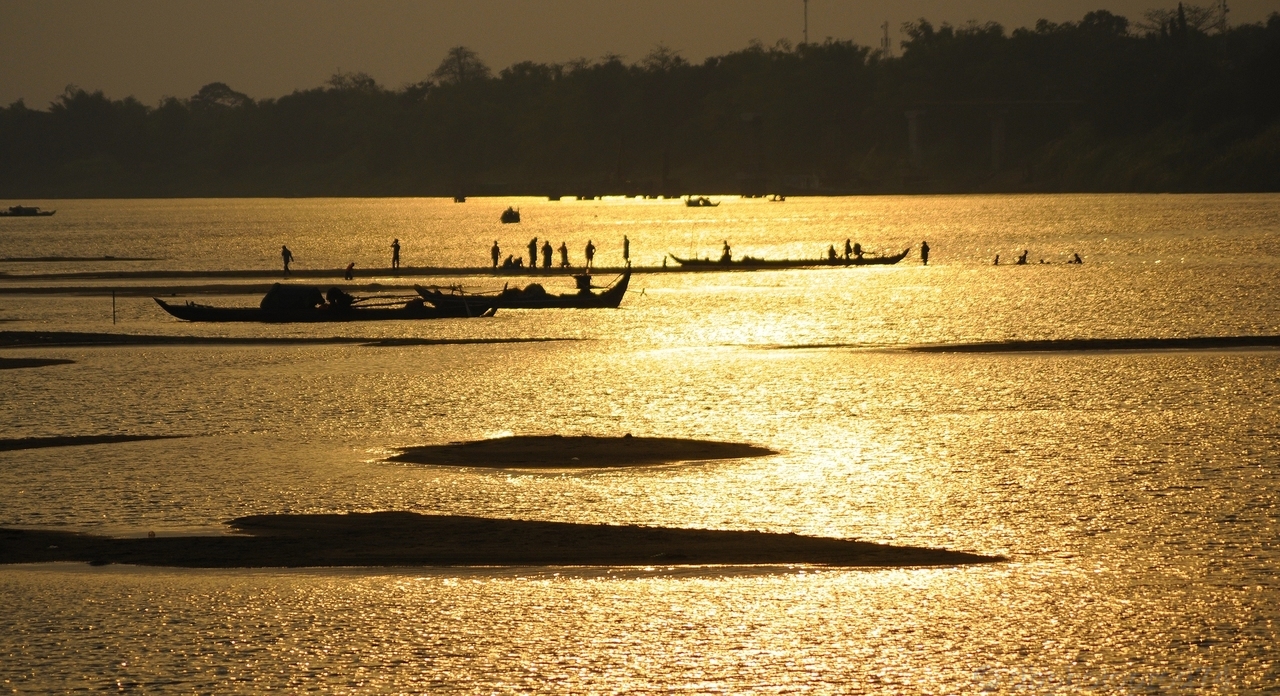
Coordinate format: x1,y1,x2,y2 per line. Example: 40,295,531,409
281,245,294,275
391,239,401,270
623,235,630,264
585,240,596,269
1069,253,1083,264
344,262,355,280
921,240,930,265
558,242,569,267
491,240,500,268
854,242,863,259
828,244,838,261
721,240,732,263
541,240,553,268
993,254,1000,265
1017,250,1029,265
844,239,853,260
528,238,538,269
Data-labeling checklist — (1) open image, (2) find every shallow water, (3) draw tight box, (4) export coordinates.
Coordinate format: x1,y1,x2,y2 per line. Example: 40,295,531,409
1,194,1278,692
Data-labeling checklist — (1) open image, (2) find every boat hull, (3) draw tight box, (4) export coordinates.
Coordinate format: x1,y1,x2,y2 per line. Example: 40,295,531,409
417,271,630,311
669,247,911,269
154,298,492,322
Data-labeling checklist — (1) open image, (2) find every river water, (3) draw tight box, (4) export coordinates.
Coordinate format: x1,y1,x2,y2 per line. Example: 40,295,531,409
1,195,1277,692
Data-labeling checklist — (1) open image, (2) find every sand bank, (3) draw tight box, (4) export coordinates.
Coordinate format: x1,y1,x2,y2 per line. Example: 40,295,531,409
391,435,776,468
0,331,576,349
0,357,74,370
0,511,1001,568
905,336,1280,353
0,434,189,452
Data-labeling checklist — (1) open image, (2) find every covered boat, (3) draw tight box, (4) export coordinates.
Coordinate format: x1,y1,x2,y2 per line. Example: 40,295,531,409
668,247,911,269
155,284,495,322
417,270,630,312
500,207,521,223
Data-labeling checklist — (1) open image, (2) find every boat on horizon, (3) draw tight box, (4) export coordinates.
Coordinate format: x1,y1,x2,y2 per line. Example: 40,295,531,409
417,270,630,312
0,205,56,217
500,207,521,223
667,247,911,269
685,197,720,207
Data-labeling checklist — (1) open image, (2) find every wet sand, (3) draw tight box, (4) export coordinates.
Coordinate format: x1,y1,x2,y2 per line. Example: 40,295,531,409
391,435,777,468
0,511,1002,568
0,434,189,452
0,331,576,349
0,357,74,370
771,336,1280,353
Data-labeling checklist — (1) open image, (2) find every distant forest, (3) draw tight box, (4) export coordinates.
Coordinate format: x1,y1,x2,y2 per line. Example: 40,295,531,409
2,7,1278,197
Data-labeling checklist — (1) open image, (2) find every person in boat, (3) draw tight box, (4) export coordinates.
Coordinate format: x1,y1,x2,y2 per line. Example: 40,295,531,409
827,244,838,261
1017,250,1029,265
585,240,596,269
391,238,401,270
844,239,853,260
325,286,354,309
541,240,553,268
281,245,294,275
623,235,630,264
921,240,930,265
558,242,569,267
721,240,732,263
491,240,500,268
344,262,355,280
528,238,538,268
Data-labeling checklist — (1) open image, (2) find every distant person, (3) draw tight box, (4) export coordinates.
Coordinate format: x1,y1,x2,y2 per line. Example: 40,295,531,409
1069,253,1083,264
491,240,500,268
541,240,553,268
558,242,569,267
921,240,930,265
993,254,1000,265
528,237,538,269
827,244,838,261
721,240,732,263
844,239,853,260
623,235,630,264
390,238,401,270
344,262,355,280
853,242,863,259
1017,250,1029,265
585,240,596,269
281,245,294,275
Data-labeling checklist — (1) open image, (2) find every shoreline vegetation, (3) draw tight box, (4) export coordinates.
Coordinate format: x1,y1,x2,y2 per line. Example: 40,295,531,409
390,435,777,469
1,9,1276,198
0,511,1003,568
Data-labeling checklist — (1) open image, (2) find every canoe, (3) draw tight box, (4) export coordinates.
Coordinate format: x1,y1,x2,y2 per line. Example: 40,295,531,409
0,206,55,217
417,270,630,311
668,247,911,269
154,297,493,322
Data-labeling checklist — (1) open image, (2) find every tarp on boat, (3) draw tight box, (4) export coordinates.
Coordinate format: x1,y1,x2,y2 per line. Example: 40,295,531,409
260,284,325,312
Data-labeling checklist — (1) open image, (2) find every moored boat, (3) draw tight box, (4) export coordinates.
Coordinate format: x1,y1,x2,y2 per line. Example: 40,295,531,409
417,270,630,311
0,205,56,217
685,196,720,207
667,247,911,269
500,207,521,223
155,284,495,322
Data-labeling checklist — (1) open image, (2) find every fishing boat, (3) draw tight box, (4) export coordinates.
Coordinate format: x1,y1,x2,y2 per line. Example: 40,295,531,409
668,247,911,269
685,196,720,207
155,284,495,323
500,207,521,223
417,270,630,311
0,205,56,217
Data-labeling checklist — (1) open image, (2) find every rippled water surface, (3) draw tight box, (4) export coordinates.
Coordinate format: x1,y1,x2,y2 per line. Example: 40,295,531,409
1,195,1278,692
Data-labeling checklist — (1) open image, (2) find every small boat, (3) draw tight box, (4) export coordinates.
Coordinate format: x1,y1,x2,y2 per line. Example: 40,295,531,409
685,196,719,207
155,284,495,323
0,205,56,217
500,207,521,223
417,270,630,311
668,247,911,269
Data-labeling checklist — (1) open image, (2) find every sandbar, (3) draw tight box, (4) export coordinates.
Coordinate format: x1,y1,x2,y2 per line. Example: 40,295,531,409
0,511,1002,568
0,434,189,452
0,357,74,370
905,336,1280,353
390,435,777,468
0,331,575,349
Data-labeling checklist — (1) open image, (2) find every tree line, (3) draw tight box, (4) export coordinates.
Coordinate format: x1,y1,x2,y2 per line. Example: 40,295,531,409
2,6,1277,197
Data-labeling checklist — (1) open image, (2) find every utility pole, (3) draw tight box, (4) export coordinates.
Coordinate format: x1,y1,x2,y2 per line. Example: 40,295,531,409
803,0,809,45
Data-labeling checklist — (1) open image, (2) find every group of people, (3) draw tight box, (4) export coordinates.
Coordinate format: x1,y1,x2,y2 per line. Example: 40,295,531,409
993,250,1083,265
492,235,630,270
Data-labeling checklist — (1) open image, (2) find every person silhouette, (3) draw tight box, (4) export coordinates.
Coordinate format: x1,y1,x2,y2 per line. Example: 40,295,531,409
528,237,538,269
281,245,293,275
844,239,853,260
344,262,355,280
585,240,596,269
491,240,500,268
921,240,930,265
390,238,401,270
1017,249,1029,265
721,240,732,263
541,240,553,268
558,242,569,267
623,235,630,264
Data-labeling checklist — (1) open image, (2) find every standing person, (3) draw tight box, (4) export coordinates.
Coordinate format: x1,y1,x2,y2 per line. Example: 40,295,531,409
844,239,853,260
344,262,355,280
584,240,596,269
921,240,930,265
491,240,500,268
528,237,538,269
541,240,553,268
281,245,294,275
721,240,732,262
623,235,630,264
390,238,401,270
558,242,569,267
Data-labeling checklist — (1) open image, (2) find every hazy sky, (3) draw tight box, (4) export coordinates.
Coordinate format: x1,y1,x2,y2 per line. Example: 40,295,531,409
2,1,1274,107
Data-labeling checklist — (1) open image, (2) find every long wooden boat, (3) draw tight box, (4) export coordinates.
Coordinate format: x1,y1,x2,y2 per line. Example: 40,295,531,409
154,297,493,323
417,270,630,312
668,247,911,269
0,205,56,217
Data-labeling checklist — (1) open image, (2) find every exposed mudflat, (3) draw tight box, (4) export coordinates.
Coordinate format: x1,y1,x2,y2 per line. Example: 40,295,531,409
390,435,777,468
0,330,575,349
0,357,74,370
0,434,189,452
0,511,1002,568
